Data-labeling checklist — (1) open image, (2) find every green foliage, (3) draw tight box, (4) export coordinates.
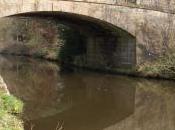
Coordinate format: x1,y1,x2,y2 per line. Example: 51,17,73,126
0,92,23,114
138,51,175,78
0,91,23,130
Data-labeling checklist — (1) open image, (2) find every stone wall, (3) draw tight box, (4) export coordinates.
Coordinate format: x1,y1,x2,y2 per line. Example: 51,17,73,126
0,75,9,94
78,33,136,71
137,0,175,13
50,0,175,13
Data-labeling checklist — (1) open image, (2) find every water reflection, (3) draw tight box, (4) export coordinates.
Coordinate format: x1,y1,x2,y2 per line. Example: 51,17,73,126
0,55,175,130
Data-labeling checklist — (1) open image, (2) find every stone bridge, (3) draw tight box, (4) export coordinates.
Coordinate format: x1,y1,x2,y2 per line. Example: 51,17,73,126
0,0,175,71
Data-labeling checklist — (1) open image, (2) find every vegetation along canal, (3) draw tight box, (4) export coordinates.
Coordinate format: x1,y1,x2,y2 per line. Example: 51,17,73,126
0,55,175,130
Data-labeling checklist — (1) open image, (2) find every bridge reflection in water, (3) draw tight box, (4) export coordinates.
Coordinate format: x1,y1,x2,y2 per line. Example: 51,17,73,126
0,55,175,130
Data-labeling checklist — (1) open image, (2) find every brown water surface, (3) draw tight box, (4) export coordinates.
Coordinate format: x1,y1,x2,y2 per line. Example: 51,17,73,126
0,55,175,130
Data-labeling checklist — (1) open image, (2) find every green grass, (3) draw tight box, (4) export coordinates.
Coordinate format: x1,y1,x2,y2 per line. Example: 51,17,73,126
0,91,23,130
138,52,175,79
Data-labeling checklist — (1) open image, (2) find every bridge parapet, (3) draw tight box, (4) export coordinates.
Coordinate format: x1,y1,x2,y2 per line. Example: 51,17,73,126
51,0,175,13
1,0,175,14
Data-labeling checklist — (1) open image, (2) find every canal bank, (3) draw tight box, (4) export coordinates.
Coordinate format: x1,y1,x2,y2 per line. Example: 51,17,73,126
0,76,23,130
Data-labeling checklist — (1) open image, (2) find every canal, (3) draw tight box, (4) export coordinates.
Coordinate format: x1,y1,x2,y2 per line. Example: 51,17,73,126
0,55,175,130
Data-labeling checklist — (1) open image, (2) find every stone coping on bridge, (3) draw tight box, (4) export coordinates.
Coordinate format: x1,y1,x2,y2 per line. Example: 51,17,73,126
1,0,175,14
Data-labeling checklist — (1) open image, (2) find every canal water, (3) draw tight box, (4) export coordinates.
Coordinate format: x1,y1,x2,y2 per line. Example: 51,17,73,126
0,55,175,130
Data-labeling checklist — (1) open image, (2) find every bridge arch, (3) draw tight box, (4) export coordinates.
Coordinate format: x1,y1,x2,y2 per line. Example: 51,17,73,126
5,11,136,71
0,0,137,36
1,0,175,68
0,0,140,71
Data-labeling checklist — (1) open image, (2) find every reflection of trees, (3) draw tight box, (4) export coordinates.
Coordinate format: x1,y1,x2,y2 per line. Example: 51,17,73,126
0,55,65,119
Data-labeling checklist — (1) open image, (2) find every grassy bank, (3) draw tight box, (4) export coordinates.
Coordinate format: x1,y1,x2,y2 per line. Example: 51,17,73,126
0,91,23,130
138,52,175,80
